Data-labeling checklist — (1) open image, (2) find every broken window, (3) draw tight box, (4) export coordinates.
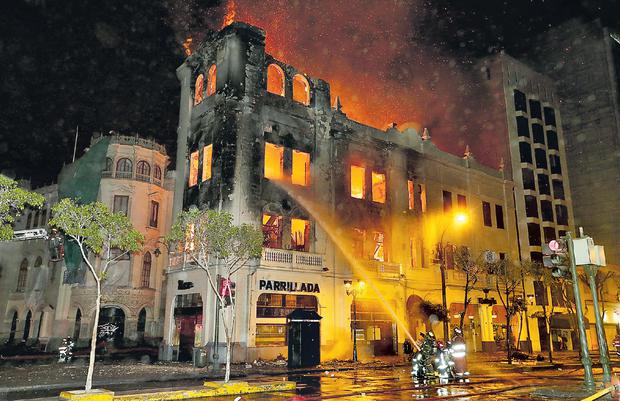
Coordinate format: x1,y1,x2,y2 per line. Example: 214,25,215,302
184,223,195,252
206,64,217,96
292,74,310,105
371,172,386,203
350,165,365,199
262,214,282,249
407,180,414,210
482,201,492,227
267,64,285,96
443,190,452,212
457,194,467,209
291,218,310,252
292,149,310,186
264,142,284,180
419,184,427,212
352,228,365,259
194,74,204,105
189,150,199,187
202,144,213,182
372,232,385,262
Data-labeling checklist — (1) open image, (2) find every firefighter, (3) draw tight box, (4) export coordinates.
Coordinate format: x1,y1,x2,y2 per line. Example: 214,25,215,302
451,327,468,377
403,338,414,361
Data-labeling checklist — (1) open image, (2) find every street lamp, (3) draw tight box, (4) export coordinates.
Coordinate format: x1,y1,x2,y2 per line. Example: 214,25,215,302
344,279,365,362
438,211,468,341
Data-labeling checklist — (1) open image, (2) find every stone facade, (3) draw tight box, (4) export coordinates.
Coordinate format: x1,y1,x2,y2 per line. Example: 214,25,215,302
0,134,175,350
162,22,526,363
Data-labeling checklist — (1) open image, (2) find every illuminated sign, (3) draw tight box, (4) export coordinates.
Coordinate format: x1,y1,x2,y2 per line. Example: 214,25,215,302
259,279,320,293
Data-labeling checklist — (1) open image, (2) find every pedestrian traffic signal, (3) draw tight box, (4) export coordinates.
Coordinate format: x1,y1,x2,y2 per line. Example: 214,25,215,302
542,239,569,278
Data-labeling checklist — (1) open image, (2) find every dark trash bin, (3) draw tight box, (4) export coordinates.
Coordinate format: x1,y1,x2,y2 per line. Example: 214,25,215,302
287,309,322,368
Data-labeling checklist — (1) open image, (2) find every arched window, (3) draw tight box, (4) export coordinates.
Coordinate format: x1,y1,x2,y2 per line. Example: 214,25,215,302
34,256,42,268
16,259,28,292
36,311,44,339
140,252,152,288
26,213,32,229
116,158,132,178
23,310,32,341
9,311,17,343
137,308,147,337
206,64,217,97
194,73,204,105
104,157,113,172
154,166,162,180
73,309,82,340
136,160,151,178
292,74,310,105
267,64,285,96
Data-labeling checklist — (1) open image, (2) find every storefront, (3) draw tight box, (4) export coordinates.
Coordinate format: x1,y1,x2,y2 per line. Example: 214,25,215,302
248,275,332,361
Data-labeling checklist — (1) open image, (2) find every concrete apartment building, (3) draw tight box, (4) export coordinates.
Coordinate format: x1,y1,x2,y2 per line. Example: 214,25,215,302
161,22,528,364
0,134,175,350
520,18,620,348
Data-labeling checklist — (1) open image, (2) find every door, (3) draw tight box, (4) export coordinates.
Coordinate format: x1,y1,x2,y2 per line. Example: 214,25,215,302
538,317,549,352
177,315,197,362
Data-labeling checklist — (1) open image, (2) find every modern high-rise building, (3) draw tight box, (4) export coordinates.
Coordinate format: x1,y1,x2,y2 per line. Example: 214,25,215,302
525,18,620,266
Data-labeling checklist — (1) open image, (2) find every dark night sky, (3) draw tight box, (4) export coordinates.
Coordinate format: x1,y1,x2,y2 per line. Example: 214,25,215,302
1,0,618,186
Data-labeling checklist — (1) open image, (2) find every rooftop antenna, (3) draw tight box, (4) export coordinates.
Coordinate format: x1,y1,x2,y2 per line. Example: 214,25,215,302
72,125,79,163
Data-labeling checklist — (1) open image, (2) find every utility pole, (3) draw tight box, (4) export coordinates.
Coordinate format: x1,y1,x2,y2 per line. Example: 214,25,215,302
566,232,594,388
585,263,612,383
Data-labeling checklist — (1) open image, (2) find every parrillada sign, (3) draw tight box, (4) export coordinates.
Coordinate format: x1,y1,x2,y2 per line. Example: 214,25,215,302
259,279,320,293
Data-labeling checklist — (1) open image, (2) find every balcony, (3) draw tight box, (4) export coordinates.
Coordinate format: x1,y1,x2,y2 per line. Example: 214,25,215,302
366,260,402,279
261,248,324,272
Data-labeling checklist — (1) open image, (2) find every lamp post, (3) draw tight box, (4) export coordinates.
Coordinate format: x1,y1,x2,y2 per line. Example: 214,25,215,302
437,212,468,341
345,280,365,362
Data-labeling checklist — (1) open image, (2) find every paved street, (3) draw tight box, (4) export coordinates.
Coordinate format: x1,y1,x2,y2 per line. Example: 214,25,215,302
8,359,617,401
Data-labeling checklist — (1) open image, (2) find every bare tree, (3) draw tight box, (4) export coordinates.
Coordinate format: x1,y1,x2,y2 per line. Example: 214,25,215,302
453,246,482,332
490,256,524,364
525,260,556,363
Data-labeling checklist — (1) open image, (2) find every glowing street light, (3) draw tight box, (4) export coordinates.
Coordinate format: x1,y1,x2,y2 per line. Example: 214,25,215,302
438,211,469,341
344,279,365,362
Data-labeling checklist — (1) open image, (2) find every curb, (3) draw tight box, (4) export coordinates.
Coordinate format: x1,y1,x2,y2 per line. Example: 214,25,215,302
113,381,296,400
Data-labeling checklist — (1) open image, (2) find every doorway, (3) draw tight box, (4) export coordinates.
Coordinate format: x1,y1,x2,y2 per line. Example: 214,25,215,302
173,293,203,362
99,307,126,345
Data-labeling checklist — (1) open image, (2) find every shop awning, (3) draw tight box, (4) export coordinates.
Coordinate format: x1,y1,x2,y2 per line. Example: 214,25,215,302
449,303,479,323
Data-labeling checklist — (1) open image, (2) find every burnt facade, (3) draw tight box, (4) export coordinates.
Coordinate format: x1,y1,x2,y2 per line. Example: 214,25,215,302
162,22,522,363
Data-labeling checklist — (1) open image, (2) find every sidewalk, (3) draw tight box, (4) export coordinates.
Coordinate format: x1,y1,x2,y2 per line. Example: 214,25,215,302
0,357,405,400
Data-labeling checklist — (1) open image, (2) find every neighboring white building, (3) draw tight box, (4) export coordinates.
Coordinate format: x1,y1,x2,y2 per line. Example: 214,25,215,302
0,133,175,350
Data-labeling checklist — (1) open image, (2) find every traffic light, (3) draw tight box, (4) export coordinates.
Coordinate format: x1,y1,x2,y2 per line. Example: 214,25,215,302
218,276,236,307
542,239,569,278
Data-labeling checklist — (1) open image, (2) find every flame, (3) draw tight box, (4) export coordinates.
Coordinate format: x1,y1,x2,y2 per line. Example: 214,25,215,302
182,37,193,56
222,0,236,28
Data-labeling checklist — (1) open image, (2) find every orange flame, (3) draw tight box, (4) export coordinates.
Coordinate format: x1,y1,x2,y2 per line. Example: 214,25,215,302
182,37,193,56
222,0,236,28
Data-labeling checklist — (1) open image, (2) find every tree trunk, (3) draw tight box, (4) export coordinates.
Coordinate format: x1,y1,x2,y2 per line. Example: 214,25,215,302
516,311,523,351
85,280,101,391
542,304,553,363
225,336,231,383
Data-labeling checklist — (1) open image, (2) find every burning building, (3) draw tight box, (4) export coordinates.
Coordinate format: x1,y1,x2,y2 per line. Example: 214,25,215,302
162,22,527,363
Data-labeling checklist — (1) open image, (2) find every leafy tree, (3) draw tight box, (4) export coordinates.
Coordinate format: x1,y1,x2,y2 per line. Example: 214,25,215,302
50,198,143,392
454,246,482,332
490,256,524,364
167,208,263,382
525,259,556,363
0,174,44,240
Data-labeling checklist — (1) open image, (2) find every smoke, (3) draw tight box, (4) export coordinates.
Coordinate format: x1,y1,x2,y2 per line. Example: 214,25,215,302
166,0,507,169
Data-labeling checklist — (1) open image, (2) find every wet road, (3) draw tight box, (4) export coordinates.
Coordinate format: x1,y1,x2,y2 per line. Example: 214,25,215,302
188,366,600,400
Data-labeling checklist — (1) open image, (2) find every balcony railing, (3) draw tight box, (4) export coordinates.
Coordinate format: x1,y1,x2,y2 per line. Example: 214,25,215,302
261,248,324,271
366,260,402,279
